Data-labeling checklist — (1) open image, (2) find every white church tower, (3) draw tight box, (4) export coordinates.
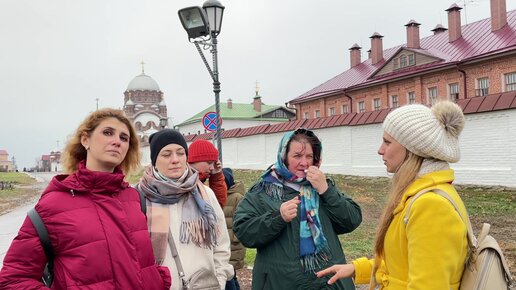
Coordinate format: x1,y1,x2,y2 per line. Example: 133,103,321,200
123,62,169,165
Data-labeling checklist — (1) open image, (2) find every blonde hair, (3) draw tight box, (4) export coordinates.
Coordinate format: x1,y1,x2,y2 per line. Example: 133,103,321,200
61,108,140,174
372,152,423,273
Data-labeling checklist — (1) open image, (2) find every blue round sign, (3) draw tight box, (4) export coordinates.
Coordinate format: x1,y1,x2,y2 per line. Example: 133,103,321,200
202,112,222,132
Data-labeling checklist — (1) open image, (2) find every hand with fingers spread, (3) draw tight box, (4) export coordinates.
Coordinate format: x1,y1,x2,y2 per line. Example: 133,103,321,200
279,196,300,222
316,263,355,285
305,165,328,194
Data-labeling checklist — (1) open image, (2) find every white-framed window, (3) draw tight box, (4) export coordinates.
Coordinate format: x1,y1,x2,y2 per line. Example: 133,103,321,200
315,110,320,118
449,83,459,102
358,101,365,113
329,107,336,116
400,55,407,67
393,53,415,70
504,72,516,92
303,112,309,119
390,95,399,108
373,98,381,111
408,54,415,66
342,104,349,114
408,91,416,104
428,87,438,104
476,77,489,96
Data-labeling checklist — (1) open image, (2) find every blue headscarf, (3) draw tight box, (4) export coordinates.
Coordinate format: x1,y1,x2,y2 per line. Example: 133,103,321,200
253,129,330,272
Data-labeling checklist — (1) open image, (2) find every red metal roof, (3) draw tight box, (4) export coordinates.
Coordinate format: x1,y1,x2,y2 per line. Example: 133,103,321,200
221,128,241,138
193,132,215,141
239,124,269,137
291,10,516,104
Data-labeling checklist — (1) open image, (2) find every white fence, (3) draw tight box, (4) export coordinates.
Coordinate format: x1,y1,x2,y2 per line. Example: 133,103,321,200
142,109,516,187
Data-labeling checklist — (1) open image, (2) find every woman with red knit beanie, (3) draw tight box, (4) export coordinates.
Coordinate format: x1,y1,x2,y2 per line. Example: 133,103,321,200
188,139,227,208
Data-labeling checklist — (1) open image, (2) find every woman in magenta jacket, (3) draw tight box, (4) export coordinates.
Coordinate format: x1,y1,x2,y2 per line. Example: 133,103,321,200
0,108,171,289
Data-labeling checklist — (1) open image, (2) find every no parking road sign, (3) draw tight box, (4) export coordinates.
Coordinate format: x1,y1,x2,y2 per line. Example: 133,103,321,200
202,111,222,132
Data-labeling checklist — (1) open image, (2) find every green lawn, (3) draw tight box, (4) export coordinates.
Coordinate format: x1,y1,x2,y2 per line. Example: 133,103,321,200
0,172,39,214
0,172,37,184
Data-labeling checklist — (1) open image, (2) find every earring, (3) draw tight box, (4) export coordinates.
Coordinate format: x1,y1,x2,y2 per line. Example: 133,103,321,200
85,146,89,151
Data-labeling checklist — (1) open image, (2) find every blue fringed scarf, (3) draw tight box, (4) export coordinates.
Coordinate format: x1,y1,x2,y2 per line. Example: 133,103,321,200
255,130,330,272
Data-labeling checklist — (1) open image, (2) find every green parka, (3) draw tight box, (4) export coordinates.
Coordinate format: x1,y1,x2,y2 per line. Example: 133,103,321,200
233,178,362,290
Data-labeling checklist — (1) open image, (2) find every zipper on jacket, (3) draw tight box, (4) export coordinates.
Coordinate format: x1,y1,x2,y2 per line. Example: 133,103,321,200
70,189,75,196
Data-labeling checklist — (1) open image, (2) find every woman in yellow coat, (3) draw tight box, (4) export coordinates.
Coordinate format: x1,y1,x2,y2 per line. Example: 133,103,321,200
317,101,469,289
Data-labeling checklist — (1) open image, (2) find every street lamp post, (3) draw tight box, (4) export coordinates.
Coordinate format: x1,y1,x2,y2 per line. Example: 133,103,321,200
178,0,225,162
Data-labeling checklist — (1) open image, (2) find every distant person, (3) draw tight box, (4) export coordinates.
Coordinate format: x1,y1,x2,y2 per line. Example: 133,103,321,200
0,108,171,289
317,101,469,289
233,128,362,290
188,139,227,208
222,168,246,290
137,129,233,290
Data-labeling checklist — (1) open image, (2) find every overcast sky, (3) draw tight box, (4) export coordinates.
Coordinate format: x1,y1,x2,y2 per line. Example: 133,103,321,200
1,0,514,169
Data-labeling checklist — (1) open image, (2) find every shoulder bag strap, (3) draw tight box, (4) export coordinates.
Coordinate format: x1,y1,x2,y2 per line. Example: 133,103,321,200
168,229,188,289
28,208,54,285
403,188,476,247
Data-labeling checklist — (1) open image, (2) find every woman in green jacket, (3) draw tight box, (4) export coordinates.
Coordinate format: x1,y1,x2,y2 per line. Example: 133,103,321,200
233,128,362,290
317,101,469,289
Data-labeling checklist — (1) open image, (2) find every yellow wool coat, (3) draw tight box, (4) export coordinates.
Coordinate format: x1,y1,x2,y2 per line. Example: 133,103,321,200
353,169,469,290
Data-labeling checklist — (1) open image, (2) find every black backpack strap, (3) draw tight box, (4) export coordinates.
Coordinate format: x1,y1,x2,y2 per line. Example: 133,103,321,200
28,208,54,286
139,190,147,216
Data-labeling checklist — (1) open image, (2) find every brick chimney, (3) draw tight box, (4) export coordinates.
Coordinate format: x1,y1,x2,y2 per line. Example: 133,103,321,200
491,0,507,31
431,24,448,35
253,96,262,112
349,43,362,68
446,4,462,42
405,20,421,49
227,98,233,109
367,49,371,59
370,32,384,65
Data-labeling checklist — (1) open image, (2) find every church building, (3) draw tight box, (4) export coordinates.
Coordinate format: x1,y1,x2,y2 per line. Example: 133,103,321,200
123,64,169,146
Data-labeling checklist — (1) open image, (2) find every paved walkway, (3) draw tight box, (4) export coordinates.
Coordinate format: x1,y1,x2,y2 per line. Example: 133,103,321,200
0,172,56,267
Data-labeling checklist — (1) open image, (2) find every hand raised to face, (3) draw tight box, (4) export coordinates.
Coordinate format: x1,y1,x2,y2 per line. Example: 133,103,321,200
305,166,328,194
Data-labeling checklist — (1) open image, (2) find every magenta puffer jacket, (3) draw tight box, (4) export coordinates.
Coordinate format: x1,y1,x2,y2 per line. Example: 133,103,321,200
0,162,171,289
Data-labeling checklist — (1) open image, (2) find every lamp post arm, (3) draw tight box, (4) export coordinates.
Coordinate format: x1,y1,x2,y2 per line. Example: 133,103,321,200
194,41,216,82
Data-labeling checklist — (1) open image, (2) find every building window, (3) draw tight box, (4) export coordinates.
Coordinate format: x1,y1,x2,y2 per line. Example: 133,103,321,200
342,104,349,114
373,98,381,111
304,112,309,119
358,101,365,113
476,77,489,96
505,72,516,92
400,55,407,67
428,87,438,104
315,110,320,118
408,91,416,104
390,95,399,108
449,83,459,102
271,110,287,118
408,54,415,66
329,107,336,116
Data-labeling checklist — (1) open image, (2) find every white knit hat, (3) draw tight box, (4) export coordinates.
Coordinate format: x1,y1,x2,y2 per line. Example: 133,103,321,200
383,101,465,163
